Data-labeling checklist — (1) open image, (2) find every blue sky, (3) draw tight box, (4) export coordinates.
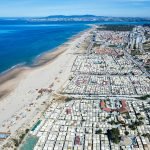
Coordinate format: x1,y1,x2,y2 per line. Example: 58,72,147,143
0,0,150,17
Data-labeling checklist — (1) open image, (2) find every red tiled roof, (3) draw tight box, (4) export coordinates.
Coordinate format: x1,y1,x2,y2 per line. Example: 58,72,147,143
75,136,80,145
66,108,71,114
118,107,128,113
121,100,127,108
103,107,111,112
100,101,105,108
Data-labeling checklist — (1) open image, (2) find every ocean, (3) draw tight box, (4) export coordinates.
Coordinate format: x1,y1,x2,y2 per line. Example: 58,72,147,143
0,20,150,74
0,21,90,74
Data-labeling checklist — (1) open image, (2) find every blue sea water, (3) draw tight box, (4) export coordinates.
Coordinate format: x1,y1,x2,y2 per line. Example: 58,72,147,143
0,22,89,74
0,20,150,74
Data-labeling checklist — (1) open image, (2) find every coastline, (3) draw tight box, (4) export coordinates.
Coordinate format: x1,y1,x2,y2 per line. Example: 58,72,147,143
0,27,90,100
33,25,92,66
0,26,93,147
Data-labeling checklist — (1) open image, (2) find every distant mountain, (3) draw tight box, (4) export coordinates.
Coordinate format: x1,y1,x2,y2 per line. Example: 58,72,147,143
46,15,97,18
25,15,150,22
1,15,150,22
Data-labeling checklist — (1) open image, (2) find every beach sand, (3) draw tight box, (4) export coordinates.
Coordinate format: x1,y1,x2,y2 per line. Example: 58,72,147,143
0,28,93,147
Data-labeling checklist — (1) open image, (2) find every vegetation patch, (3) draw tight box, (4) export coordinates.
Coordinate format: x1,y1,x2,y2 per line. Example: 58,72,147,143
12,128,30,148
65,97,72,102
142,133,150,141
131,50,141,56
135,94,150,100
95,129,102,134
97,25,134,31
107,128,120,144
129,120,144,130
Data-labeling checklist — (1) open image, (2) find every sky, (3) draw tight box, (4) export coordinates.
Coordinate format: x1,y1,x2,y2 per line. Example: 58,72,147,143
0,0,150,17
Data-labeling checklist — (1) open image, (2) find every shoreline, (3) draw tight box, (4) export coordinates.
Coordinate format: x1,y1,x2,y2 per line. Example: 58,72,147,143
0,27,93,147
0,25,91,76
0,27,91,100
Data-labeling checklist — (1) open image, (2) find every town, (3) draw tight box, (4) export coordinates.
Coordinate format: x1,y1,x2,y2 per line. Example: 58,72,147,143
1,25,150,150
31,25,150,150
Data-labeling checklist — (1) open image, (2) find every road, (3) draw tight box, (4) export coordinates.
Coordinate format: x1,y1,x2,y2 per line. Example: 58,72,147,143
124,50,150,77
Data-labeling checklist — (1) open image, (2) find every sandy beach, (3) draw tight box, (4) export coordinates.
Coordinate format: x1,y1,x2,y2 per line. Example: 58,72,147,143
0,27,93,147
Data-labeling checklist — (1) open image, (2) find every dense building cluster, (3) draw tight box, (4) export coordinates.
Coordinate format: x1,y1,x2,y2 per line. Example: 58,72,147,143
23,25,150,150
63,74,150,95
31,98,150,150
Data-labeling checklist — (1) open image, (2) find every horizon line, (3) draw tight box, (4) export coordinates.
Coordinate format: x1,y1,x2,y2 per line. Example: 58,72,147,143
0,15,150,18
